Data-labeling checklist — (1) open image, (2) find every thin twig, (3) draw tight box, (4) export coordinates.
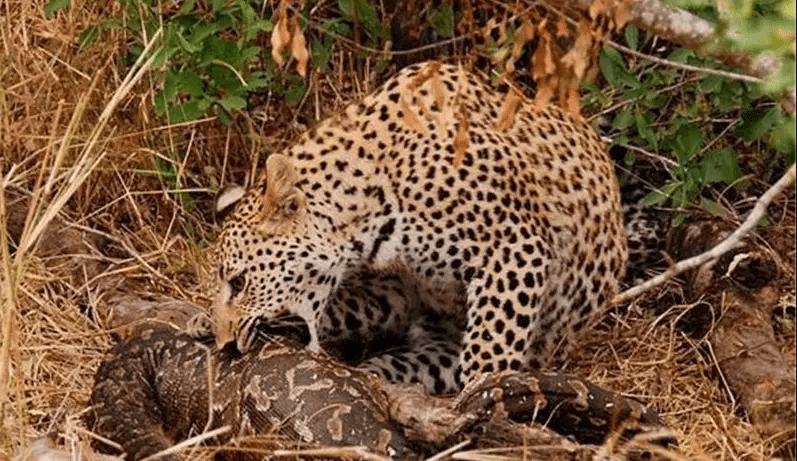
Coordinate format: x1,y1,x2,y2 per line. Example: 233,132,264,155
138,426,231,461
425,439,472,461
600,135,678,168
612,163,796,305
610,42,763,84
271,446,393,460
310,22,470,56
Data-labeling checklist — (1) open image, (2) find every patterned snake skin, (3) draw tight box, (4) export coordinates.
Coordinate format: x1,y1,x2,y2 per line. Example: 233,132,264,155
88,329,420,460
87,328,669,461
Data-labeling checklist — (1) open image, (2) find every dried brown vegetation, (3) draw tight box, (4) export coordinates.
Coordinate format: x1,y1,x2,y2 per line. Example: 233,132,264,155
1,1,795,460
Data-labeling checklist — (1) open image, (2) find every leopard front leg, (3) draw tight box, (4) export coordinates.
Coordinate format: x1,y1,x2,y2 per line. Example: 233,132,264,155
359,339,463,395
458,251,552,384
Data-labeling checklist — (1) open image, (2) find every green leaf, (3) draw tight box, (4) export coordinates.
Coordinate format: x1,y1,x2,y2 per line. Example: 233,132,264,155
701,148,742,184
640,181,681,206
357,0,381,36
312,38,334,70
624,25,639,50
660,0,713,7
219,93,247,111
44,0,70,18
163,70,181,104
699,74,724,94
673,178,691,207
338,0,380,36
203,36,244,68
646,92,669,108
217,108,234,125
773,116,796,160
176,69,204,97
700,197,729,218
667,47,695,64
609,134,629,148
738,0,755,18
175,29,202,54
152,46,178,68
760,57,796,94
780,0,796,18
634,111,658,151
255,19,274,32
167,100,204,123
196,95,215,112
639,190,668,206
246,71,272,90
189,22,222,47
154,89,169,114
599,49,639,89
285,81,307,104
239,0,257,24
338,0,354,18
241,46,261,62
612,108,634,130
430,4,455,37
321,17,351,36
737,107,780,142
209,64,242,92
244,19,274,40
178,0,197,14
673,124,703,161
623,150,637,168
78,25,102,50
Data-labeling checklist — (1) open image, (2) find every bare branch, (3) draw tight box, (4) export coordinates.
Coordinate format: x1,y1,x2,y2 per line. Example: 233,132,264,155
612,163,796,305
610,42,763,84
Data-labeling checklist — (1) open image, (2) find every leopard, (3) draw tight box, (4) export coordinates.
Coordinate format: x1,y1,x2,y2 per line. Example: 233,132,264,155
212,61,628,385
206,179,663,396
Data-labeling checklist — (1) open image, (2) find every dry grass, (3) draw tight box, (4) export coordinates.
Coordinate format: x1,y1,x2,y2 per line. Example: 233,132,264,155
1,1,795,461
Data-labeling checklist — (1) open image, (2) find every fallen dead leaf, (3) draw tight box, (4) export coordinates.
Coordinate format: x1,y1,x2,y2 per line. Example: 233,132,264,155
563,78,582,115
431,67,445,109
411,61,441,90
506,21,535,75
452,64,470,167
556,17,569,38
589,0,608,20
533,77,555,111
453,117,469,167
614,0,633,29
400,96,428,135
271,9,290,68
561,22,595,80
531,34,555,81
290,16,309,78
496,87,524,132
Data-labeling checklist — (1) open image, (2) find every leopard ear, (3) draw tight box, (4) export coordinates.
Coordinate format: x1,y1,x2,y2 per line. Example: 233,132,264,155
264,154,304,218
215,184,246,219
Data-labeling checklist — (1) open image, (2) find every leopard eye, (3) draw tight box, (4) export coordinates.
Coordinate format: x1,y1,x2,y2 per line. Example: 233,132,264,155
229,273,246,296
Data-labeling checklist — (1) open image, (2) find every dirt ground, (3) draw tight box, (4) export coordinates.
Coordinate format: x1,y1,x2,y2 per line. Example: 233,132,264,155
2,2,795,460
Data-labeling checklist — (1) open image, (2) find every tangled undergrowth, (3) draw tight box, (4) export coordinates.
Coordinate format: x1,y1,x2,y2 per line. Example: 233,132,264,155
2,1,795,460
